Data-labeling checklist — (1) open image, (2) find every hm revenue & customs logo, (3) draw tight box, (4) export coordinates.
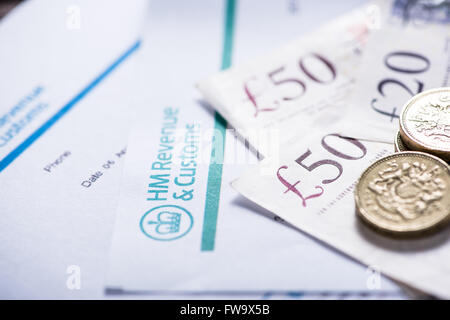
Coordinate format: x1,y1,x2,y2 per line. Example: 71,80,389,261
140,205,193,241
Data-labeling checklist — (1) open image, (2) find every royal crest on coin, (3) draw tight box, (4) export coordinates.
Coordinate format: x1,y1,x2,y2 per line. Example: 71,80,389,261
410,102,450,144
367,159,446,221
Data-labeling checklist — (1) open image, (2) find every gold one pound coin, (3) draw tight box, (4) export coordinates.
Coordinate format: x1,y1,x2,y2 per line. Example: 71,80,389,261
394,130,408,153
399,87,450,162
355,152,450,236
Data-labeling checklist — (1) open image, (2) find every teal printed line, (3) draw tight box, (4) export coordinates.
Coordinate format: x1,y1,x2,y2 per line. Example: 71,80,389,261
201,0,236,251
0,40,141,173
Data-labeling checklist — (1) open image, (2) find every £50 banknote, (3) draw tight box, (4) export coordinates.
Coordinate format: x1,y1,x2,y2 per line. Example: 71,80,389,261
232,123,450,299
197,1,378,157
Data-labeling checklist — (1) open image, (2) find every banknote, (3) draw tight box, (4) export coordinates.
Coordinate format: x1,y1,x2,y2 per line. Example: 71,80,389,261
197,2,376,157
232,122,450,298
198,0,450,155
339,27,450,143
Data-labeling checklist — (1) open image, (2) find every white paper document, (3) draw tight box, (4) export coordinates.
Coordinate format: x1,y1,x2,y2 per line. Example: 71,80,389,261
0,0,146,298
106,0,403,295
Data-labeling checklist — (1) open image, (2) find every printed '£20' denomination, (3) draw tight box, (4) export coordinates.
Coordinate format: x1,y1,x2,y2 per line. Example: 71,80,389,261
340,27,449,143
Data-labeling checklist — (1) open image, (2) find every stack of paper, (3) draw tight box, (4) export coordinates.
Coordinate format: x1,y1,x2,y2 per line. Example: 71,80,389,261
1,0,448,299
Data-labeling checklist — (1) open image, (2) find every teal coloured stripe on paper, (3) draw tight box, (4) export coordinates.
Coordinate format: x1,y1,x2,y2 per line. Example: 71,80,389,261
201,0,236,251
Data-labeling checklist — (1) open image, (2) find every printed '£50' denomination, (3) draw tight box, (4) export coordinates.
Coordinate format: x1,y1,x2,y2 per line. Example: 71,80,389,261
198,3,376,157
198,0,450,157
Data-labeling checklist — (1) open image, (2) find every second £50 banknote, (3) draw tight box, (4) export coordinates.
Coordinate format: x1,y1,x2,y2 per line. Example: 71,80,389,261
232,122,450,299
